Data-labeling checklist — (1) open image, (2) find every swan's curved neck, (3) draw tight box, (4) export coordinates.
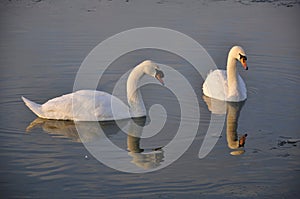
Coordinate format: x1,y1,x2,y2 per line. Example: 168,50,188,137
127,65,146,117
227,56,238,97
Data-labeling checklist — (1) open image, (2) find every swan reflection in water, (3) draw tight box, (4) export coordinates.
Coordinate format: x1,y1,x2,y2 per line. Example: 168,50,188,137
203,96,247,155
26,117,164,170
126,117,164,169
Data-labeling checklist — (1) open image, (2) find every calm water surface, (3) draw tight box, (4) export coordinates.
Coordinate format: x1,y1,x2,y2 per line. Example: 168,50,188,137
0,0,299,198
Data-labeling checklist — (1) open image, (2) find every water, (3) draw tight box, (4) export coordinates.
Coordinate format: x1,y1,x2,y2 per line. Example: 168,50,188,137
1,0,299,198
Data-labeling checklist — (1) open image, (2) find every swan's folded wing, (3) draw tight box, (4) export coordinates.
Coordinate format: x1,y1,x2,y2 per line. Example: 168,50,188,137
41,93,74,120
203,70,227,101
40,90,131,121
94,92,130,121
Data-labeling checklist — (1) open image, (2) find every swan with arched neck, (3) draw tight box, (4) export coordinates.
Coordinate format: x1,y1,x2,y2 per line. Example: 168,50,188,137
202,46,248,102
22,60,164,121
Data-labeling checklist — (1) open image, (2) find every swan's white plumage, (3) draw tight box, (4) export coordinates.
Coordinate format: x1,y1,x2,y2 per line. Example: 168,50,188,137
22,90,130,121
22,60,163,121
203,69,247,102
202,46,248,102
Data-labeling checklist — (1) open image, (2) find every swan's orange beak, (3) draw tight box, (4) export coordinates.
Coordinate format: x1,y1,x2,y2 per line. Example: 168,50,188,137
241,58,248,70
156,74,164,86
155,70,165,86
239,54,248,70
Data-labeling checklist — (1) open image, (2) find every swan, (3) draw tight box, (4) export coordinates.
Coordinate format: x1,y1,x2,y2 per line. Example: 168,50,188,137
22,60,165,121
202,46,248,102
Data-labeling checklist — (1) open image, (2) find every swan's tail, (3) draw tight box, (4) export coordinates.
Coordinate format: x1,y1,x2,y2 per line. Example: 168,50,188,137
21,96,44,118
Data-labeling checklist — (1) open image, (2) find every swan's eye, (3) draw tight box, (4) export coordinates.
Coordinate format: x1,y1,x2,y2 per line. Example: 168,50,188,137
239,53,247,61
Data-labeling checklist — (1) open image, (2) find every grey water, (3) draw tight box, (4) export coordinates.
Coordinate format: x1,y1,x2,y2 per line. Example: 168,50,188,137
0,0,299,198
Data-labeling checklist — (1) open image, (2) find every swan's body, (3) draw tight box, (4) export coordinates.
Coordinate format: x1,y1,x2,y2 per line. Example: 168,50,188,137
203,70,247,102
22,60,164,121
22,90,130,121
203,46,248,102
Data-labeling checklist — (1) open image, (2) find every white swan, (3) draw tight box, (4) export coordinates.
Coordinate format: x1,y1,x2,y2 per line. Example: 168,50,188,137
202,46,248,102
22,60,165,121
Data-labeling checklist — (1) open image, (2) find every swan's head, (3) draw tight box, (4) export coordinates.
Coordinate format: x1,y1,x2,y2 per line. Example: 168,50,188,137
142,60,165,85
230,46,248,70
